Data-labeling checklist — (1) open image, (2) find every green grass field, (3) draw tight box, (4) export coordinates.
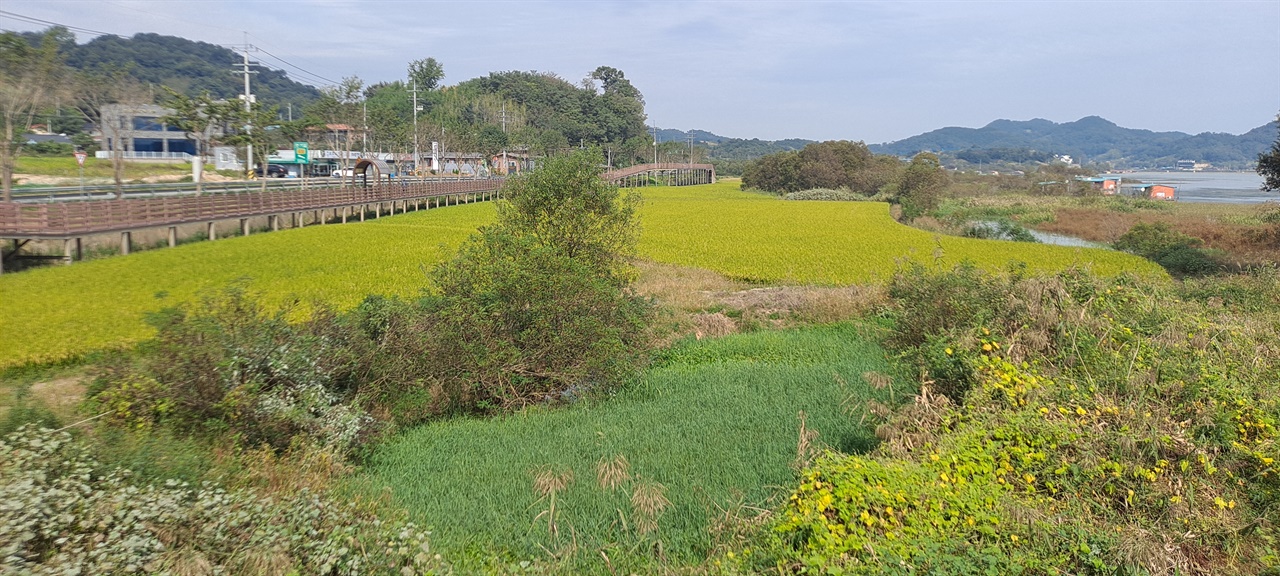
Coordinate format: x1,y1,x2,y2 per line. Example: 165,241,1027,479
358,324,899,572
0,182,1162,368
15,156,194,179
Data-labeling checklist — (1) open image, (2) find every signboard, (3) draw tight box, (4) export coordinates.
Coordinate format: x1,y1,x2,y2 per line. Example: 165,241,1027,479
293,142,309,164
74,150,87,167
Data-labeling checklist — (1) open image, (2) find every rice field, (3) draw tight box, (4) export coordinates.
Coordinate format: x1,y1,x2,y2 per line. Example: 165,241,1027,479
0,182,1163,368
357,324,898,572
637,182,1166,284
0,204,494,367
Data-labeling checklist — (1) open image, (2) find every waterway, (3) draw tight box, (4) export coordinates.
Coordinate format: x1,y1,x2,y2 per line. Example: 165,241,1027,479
1101,171,1277,204
973,221,1109,249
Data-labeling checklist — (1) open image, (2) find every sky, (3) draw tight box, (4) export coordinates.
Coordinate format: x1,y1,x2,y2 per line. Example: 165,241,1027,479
2,0,1278,144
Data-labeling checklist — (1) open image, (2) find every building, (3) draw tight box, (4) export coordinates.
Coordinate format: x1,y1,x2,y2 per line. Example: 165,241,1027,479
490,150,532,175
97,104,200,158
1076,176,1121,194
1124,183,1177,201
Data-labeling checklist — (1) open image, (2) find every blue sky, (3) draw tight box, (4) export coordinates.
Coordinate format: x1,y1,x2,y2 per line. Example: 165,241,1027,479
4,0,1278,143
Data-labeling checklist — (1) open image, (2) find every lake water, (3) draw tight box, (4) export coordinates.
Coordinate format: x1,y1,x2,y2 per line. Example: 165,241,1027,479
1101,171,1278,204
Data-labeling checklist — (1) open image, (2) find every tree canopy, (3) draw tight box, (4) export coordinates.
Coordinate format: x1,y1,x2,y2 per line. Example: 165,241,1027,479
741,141,903,196
1257,115,1280,192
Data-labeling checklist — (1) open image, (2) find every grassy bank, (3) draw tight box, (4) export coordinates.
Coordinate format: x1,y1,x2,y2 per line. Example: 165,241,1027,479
14,156,194,180
359,323,902,573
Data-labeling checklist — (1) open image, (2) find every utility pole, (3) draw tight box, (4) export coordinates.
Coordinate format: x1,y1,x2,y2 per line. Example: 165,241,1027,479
500,101,508,175
651,121,657,165
410,78,421,175
233,36,258,177
687,134,694,165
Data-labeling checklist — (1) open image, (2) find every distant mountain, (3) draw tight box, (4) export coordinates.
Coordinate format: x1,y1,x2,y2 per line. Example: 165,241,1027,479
869,116,1274,169
659,128,815,162
23,30,322,108
656,128,729,145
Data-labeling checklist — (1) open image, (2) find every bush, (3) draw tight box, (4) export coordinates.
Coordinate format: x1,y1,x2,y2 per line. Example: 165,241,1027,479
963,219,1039,243
90,286,377,454
424,150,652,409
784,188,869,201
0,425,443,575
1114,222,1221,276
767,267,1280,575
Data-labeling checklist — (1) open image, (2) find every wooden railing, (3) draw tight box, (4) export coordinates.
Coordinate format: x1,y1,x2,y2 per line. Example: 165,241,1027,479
0,179,502,239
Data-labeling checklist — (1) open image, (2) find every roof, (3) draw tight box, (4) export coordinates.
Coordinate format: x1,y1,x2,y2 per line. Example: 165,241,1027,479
23,133,73,144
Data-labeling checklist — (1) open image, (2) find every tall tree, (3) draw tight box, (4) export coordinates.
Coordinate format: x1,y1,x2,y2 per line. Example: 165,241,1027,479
160,89,234,195
898,152,948,219
408,58,444,91
0,28,68,201
308,76,363,185
1258,115,1280,192
79,68,152,198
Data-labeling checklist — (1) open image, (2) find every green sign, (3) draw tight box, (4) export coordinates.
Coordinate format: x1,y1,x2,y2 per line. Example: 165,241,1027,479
293,141,309,164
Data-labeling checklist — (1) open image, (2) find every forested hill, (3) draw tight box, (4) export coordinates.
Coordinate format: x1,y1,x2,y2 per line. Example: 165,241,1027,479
869,116,1275,169
657,128,814,161
26,31,322,108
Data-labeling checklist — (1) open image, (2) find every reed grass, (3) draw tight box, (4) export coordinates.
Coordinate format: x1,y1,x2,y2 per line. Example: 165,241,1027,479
357,324,900,572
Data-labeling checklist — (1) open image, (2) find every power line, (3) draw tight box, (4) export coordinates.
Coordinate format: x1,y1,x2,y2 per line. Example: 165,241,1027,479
0,9,115,37
0,9,333,89
252,44,339,87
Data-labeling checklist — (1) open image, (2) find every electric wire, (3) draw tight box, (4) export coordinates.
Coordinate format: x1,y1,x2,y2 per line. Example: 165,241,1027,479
0,9,332,89
0,9,114,37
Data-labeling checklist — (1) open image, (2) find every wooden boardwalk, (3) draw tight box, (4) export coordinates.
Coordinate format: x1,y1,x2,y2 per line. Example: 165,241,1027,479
0,178,503,273
603,163,715,187
0,163,715,273
0,178,502,239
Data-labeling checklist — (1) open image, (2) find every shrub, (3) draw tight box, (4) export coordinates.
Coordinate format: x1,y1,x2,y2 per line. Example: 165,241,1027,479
90,286,377,454
425,150,652,409
963,219,1039,243
1114,222,1221,276
767,267,1280,575
0,425,443,575
784,188,869,201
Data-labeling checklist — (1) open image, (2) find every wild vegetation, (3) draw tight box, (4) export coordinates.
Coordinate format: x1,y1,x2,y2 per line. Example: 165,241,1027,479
362,324,899,572
757,262,1280,575
0,181,1161,369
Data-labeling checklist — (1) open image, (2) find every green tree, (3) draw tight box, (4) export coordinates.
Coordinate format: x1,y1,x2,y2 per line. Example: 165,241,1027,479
1258,114,1280,191
0,28,68,201
408,57,444,91
428,150,649,408
78,67,151,197
898,152,947,219
160,89,234,194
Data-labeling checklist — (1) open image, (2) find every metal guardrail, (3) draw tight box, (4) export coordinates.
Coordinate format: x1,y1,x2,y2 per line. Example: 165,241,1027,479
11,176,502,203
